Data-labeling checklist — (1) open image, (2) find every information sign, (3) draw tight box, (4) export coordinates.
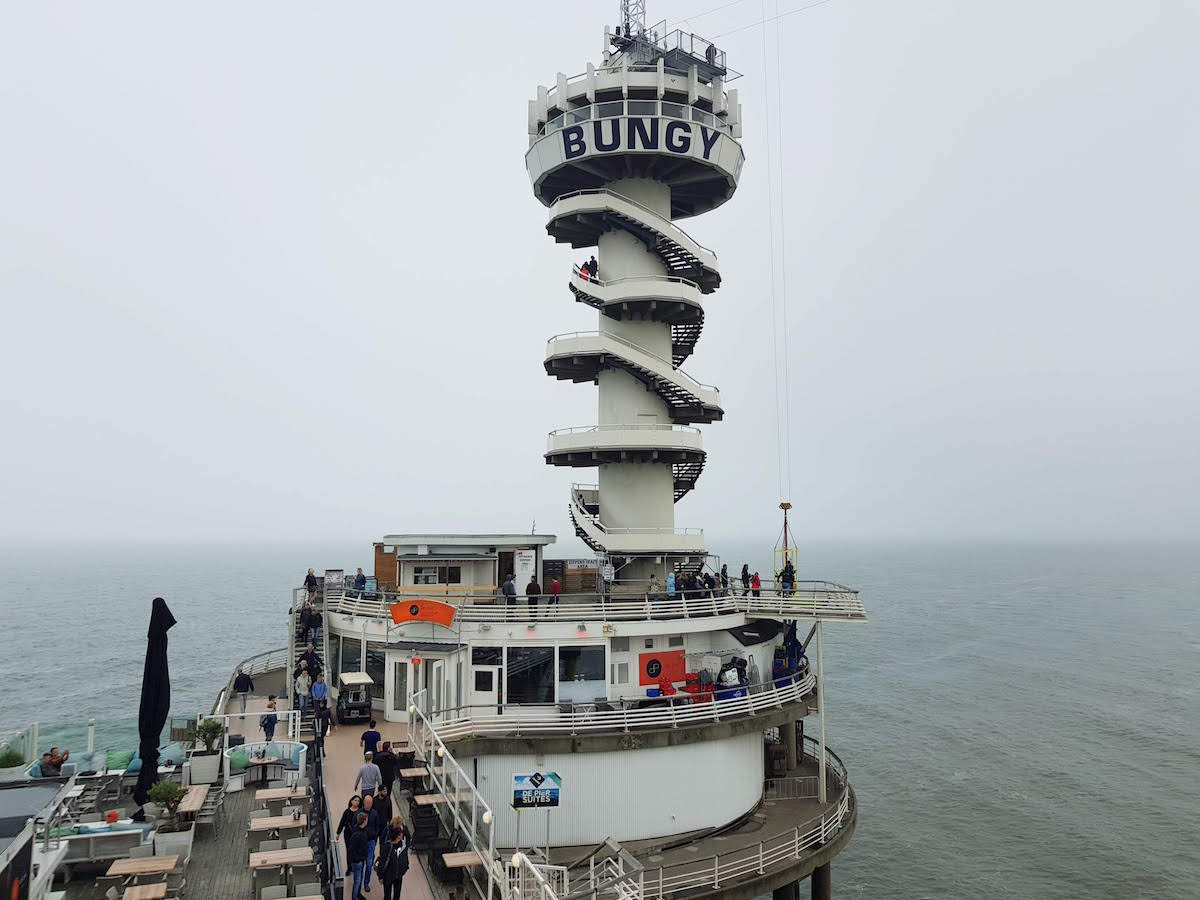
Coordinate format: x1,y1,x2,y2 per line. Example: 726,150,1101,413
511,771,562,810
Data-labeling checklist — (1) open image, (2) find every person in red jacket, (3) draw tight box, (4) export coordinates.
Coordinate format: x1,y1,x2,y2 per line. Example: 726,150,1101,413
750,571,762,598
549,576,562,607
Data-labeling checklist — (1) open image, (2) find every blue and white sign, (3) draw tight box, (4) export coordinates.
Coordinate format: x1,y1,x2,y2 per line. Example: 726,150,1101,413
511,771,562,810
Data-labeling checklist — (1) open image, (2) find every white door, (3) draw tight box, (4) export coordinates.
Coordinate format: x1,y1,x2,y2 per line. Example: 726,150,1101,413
384,653,411,723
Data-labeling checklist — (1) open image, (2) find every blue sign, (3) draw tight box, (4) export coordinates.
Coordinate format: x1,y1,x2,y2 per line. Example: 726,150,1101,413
511,771,562,810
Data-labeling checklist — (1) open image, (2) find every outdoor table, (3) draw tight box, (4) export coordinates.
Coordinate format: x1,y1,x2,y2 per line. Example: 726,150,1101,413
249,847,314,869
122,884,168,900
398,767,429,778
243,756,282,783
106,855,179,877
248,814,308,832
256,787,307,802
413,793,448,806
176,784,209,817
442,851,483,868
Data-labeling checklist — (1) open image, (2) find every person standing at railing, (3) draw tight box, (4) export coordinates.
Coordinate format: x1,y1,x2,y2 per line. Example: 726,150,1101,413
526,574,543,618
751,571,762,598
667,569,676,600
233,666,254,713
779,561,796,597
741,564,751,596
353,566,367,597
587,254,598,281
720,564,730,595
502,573,517,609
648,572,661,600
549,575,562,608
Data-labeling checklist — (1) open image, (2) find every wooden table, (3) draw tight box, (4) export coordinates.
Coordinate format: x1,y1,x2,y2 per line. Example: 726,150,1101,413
442,851,483,868
248,847,315,869
398,767,429,778
256,787,308,802
122,884,168,900
106,855,179,877
413,793,448,806
248,814,308,832
176,784,209,816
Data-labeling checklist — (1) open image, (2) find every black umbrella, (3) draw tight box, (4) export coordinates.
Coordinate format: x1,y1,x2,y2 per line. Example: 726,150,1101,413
132,596,177,810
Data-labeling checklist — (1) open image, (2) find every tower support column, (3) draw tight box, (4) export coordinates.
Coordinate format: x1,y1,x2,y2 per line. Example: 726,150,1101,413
773,880,799,900
816,620,827,803
783,717,798,771
811,864,832,900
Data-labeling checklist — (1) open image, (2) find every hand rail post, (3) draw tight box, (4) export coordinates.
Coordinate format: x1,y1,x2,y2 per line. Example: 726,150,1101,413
793,825,800,857
712,855,719,888
757,840,764,874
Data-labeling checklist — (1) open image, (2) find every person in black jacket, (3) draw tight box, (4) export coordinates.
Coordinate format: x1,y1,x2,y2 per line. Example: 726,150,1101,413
348,811,370,900
373,785,394,854
304,568,319,601
233,667,254,713
379,819,411,900
335,795,361,866
374,741,397,794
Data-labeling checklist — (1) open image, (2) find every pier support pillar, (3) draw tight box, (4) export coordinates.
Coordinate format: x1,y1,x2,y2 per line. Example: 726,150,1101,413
811,864,832,900
783,717,798,771
773,879,800,900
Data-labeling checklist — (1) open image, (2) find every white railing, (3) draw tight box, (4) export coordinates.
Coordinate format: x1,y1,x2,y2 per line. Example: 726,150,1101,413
550,190,718,267
549,423,701,437
509,859,569,900
763,775,819,801
410,691,503,900
546,331,718,393
541,100,733,137
330,584,865,625
570,265,701,296
211,646,290,715
422,671,817,741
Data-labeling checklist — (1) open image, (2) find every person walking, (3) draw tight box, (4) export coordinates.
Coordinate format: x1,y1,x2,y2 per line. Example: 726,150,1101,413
304,567,319,602
751,571,762,598
295,666,311,713
588,254,599,280
316,699,333,741
360,720,382,756
355,752,382,802
336,795,362,868
259,698,278,742
373,785,394,855
549,575,562,608
741,564,750,596
374,741,397,794
360,794,380,891
353,567,367,596
303,643,323,679
526,574,542,618
348,810,370,900
233,666,254,713
720,564,729,594
311,672,328,707
379,817,412,900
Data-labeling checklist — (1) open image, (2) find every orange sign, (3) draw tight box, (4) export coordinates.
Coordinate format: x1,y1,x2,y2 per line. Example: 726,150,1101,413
390,599,457,628
639,649,686,686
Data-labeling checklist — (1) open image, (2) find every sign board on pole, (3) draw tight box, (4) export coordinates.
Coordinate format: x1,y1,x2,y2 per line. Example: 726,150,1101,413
511,771,562,810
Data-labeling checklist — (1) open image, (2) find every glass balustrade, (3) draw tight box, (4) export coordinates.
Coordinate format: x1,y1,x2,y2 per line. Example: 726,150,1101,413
542,100,732,137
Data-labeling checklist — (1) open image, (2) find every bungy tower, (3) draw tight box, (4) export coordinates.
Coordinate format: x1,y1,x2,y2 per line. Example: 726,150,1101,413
531,8,741,586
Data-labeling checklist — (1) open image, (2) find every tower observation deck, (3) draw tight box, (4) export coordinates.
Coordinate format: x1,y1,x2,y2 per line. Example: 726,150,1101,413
527,9,744,577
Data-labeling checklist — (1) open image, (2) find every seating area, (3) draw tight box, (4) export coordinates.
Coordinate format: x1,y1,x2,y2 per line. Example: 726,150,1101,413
246,779,319,899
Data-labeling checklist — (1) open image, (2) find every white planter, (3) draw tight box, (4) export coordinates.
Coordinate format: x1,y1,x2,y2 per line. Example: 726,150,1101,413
0,763,27,783
153,822,195,858
189,752,221,785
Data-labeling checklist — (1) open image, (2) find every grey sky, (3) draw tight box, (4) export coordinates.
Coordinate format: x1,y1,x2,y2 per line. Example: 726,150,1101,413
2,1,1197,547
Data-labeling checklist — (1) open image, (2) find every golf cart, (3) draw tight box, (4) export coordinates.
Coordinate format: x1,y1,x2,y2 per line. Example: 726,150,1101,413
336,672,373,724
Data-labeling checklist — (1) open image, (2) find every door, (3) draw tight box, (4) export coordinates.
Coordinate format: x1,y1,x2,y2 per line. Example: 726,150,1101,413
470,646,503,715
384,653,411,723
432,660,444,715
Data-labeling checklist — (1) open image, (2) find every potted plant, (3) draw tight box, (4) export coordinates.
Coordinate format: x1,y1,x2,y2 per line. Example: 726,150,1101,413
0,746,26,782
189,718,225,785
149,781,194,857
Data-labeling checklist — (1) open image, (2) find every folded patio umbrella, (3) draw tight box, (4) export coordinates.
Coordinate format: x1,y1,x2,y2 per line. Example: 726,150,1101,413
133,596,177,809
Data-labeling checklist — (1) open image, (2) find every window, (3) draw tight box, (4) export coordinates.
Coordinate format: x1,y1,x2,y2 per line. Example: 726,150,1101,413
559,646,606,704
340,637,362,675
456,661,462,708
505,647,555,704
365,645,386,702
329,637,341,681
611,637,630,652
392,660,408,712
472,646,502,665
644,638,654,649
610,662,630,685
475,671,494,692
415,565,463,585
668,635,684,648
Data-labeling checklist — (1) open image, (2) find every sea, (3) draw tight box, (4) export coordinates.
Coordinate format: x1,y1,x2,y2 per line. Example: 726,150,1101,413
1,539,1197,898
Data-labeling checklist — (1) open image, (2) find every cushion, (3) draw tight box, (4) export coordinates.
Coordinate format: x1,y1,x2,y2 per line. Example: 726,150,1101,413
265,743,281,761
290,744,304,767
228,749,249,774
28,763,42,778
127,756,143,774
158,742,186,766
106,750,135,771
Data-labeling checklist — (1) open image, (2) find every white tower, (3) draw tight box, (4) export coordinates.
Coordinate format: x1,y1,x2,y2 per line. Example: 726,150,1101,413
528,14,743,580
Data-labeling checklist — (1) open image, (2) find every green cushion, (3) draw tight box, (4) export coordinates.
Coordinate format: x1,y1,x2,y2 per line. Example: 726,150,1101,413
106,750,135,771
228,749,249,774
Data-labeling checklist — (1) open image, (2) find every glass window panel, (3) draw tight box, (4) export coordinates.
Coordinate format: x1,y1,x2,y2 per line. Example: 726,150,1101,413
559,646,606,704
329,637,340,682
472,646,502,665
365,645,386,702
340,637,362,675
611,637,630,652
564,107,593,125
668,635,684,647
505,647,555,705
392,660,407,711
596,101,623,118
546,114,564,132
628,100,657,116
691,108,715,127
475,671,493,692
661,102,686,119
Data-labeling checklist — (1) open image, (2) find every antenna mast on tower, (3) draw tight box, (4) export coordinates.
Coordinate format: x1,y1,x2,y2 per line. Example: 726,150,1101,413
620,0,647,36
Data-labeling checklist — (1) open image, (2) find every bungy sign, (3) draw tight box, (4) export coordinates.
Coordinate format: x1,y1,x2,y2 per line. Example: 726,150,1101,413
511,771,562,810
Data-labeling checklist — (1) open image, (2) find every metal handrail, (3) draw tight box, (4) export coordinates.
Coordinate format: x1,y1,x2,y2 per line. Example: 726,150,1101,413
549,423,701,436
546,331,719,393
570,264,701,294
212,646,290,715
550,189,718,263
422,671,817,741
